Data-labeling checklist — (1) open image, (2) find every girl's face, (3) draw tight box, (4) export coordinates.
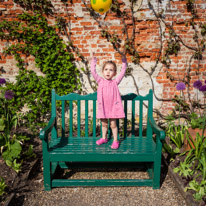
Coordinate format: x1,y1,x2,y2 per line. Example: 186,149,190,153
102,64,116,80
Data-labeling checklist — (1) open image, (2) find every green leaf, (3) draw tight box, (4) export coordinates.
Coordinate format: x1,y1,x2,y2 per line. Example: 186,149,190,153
0,118,5,131
24,145,36,159
2,141,22,162
173,167,179,173
174,147,180,153
0,177,7,196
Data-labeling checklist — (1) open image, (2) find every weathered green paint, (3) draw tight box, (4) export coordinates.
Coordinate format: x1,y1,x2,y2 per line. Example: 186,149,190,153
39,89,165,191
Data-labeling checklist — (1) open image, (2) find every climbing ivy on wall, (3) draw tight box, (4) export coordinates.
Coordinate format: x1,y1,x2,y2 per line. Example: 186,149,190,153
0,12,81,126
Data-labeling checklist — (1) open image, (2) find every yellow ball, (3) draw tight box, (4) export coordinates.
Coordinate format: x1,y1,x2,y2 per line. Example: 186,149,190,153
91,0,112,14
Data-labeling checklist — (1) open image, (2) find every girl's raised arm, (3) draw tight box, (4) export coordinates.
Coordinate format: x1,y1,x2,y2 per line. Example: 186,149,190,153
115,57,127,85
90,56,101,83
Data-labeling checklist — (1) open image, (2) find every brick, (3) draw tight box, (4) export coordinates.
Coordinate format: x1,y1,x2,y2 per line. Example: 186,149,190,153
80,22,92,26
89,31,101,35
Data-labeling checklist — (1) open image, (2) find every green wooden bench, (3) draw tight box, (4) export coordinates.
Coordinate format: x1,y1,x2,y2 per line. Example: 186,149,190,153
39,89,165,191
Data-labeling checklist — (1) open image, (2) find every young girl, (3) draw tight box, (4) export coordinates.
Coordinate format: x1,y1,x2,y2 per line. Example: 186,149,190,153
91,55,127,149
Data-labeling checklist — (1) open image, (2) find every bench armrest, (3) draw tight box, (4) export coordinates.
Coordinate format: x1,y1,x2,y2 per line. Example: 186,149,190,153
39,117,56,141
149,117,165,141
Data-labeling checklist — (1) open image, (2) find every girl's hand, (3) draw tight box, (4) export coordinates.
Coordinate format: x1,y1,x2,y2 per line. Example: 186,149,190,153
122,56,127,63
92,56,97,64
91,53,97,66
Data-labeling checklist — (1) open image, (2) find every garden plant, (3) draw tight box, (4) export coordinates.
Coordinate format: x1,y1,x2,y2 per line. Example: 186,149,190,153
164,80,206,202
0,78,36,173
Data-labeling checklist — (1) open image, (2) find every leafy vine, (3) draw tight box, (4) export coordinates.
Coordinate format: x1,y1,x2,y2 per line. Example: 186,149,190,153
0,12,81,126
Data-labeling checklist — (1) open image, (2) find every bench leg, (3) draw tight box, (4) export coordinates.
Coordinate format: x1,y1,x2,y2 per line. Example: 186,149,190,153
152,157,161,189
51,162,59,178
147,164,153,179
43,158,52,191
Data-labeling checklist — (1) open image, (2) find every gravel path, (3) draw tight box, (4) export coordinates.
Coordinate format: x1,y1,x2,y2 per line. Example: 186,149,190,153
22,167,186,206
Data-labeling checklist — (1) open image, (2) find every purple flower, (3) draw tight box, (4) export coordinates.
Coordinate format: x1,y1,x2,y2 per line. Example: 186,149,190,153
5,90,14,100
199,85,206,92
193,80,202,89
176,82,186,91
0,78,6,85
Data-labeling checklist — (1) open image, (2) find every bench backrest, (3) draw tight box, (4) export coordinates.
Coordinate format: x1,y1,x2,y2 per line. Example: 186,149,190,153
51,89,153,139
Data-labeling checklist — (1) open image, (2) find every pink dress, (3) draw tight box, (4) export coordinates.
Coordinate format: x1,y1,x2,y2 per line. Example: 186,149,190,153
91,58,127,119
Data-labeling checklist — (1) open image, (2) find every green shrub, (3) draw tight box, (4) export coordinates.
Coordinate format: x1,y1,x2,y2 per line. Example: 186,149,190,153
0,12,81,127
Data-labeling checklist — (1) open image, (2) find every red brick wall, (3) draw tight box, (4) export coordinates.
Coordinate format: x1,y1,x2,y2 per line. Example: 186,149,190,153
0,0,206,116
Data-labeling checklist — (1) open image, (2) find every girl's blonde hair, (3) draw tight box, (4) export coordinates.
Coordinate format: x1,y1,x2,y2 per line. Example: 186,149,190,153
102,61,117,73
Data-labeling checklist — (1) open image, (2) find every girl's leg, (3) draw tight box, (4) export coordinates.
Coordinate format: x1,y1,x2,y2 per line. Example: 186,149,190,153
110,119,118,142
110,119,119,149
96,119,108,145
101,119,108,139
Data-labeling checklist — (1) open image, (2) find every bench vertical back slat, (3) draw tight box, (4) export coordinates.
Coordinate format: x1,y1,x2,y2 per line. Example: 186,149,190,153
61,101,65,138
92,100,96,137
108,120,111,138
124,100,128,138
116,119,120,139
85,100,89,137
52,89,56,117
131,100,135,137
100,121,102,138
69,101,73,137
139,100,143,137
51,89,57,139
146,89,153,137
77,100,81,137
